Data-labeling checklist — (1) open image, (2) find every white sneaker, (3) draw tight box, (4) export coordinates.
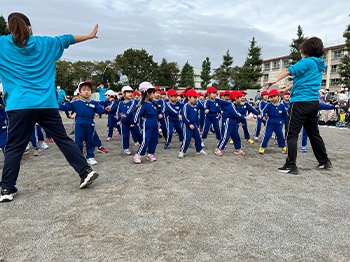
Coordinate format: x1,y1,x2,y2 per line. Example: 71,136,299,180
87,158,97,165
41,142,49,149
254,137,259,141
26,144,30,150
201,141,205,148
124,149,132,155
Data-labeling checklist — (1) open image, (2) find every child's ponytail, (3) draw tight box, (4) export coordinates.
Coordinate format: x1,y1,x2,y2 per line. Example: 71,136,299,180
8,13,31,48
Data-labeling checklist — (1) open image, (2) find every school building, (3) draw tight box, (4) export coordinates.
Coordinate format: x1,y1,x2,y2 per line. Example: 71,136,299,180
260,44,347,92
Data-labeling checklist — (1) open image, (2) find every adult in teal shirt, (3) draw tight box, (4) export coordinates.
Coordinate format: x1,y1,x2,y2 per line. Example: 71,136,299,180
265,37,332,174
0,12,100,202
96,83,110,101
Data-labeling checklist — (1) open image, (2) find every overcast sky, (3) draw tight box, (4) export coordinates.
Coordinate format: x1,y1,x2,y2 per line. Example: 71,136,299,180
2,0,349,69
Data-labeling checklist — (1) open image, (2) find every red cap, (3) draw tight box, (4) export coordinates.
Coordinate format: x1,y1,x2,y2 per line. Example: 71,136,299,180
133,91,140,96
198,92,203,96
179,91,185,96
240,90,247,95
154,87,161,91
261,90,269,96
78,81,93,89
207,86,218,94
230,90,243,100
167,89,178,96
225,90,231,96
220,92,226,96
186,89,199,97
268,89,279,97
161,90,166,95
185,87,192,92
118,92,122,95
285,91,290,95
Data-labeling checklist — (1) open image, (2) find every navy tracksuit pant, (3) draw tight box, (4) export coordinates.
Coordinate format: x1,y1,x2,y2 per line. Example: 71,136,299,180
121,122,143,149
180,125,202,153
166,117,184,144
137,118,158,156
0,126,7,152
217,118,241,150
255,117,266,137
108,114,117,137
202,113,221,140
240,119,250,140
260,119,285,148
75,119,97,159
0,109,89,191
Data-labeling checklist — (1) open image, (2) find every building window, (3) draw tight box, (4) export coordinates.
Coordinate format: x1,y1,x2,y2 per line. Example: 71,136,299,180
272,61,280,69
321,80,326,87
263,74,269,81
331,65,338,73
330,79,340,86
332,50,343,59
283,60,289,67
322,53,328,61
264,63,270,70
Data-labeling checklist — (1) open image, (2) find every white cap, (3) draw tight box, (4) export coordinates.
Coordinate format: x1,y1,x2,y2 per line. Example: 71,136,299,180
73,88,79,96
121,86,134,93
104,90,116,96
320,89,324,93
139,82,154,93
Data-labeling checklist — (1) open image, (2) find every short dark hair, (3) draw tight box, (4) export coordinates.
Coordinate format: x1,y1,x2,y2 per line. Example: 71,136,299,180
78,84,92,92
300,37,324,58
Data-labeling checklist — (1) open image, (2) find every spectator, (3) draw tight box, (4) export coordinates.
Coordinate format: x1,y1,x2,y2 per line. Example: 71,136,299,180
324,88,332,103
319,89,325,103
254,90,261,102
333,90,339,104
56,86,66,103
96,83,110,101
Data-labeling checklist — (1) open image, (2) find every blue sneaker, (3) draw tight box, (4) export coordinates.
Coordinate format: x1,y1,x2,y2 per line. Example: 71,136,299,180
300,146,307,152
164,143,169,149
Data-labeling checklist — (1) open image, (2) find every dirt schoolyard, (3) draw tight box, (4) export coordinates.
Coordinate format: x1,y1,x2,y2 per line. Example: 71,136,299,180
0,113,349,261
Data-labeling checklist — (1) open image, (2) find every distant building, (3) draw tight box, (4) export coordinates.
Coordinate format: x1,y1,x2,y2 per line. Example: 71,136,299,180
178,67,203,89
260,44,347,92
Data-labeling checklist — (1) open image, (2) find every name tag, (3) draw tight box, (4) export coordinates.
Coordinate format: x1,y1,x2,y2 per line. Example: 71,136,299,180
175,107,179,110
194,109,197,111
244,106,246,108
279,111,282,114
89,104,95,108
216,103,218,106
2,126,6,129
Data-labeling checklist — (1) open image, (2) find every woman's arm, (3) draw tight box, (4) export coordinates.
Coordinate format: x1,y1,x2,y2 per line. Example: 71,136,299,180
73,24,99,43
264,69,290,90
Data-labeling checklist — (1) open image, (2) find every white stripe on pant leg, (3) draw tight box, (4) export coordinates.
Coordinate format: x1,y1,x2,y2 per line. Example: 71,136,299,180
166,116,170,143
218,118,229,149
180,125,187,153
137,119,147,155
120,123,124,149
202,115,207,138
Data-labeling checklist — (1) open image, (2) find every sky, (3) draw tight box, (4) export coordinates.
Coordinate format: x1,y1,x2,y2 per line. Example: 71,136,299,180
1,0,349,69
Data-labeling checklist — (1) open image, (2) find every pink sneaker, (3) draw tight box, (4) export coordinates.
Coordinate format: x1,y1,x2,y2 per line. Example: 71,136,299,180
134,154,141,164
215,149,223,156
234,149,246,155
107,137,112,141
115,132,120,136
146,154,157,162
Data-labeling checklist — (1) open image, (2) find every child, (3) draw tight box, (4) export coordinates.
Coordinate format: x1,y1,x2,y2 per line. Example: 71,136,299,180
133,91,141,100
179,89,208,158
103,90,118,141
35,124,49,149
201,86,229,147
198,93,205,130
133,82,159,163
164,89,184,149
254,90,269,140
215,91,254,156
280,91,290,137
117,86,143,155
237,90,260,144
24,127,42,156
160,90,167,101
59,81,110,165
258,89,288,154
154,87,167,139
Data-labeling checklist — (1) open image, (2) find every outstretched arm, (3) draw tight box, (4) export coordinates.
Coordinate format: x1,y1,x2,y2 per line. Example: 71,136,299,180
73,24,99,43
264,69,290,90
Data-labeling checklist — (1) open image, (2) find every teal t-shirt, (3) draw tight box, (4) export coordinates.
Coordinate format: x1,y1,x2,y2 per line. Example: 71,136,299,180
0,34,75,111
288,57,326,103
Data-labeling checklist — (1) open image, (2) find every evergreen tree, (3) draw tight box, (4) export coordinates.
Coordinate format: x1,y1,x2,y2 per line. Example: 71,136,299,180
235,37,263,89
213,49,233,90
179,61,194,87
339,19,350,86
201,57,211,89
156,58,168,86
289,25,307,65
0,15,10,36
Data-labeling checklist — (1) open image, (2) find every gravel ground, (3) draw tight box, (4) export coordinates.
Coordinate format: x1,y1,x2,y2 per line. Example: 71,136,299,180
0,113,350,262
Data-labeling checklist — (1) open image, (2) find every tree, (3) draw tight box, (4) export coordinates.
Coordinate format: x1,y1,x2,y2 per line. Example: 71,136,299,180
201,57,211,89
234,37,263,89
289,25,307,65
339,18,350,86
0,15,10,36
155,58,168,86
178,61,194,88
55,60,76,94
115,48,158,89
212,49,234,90
92,60,120,90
